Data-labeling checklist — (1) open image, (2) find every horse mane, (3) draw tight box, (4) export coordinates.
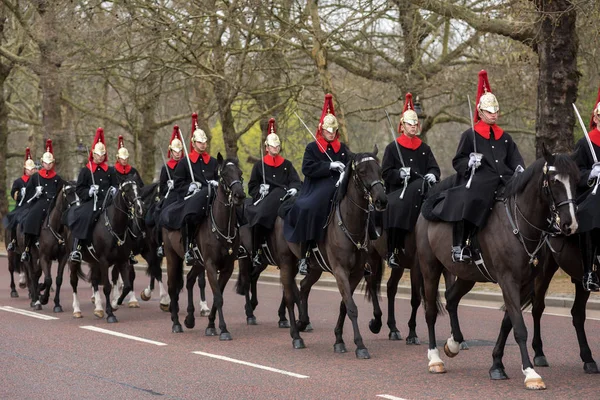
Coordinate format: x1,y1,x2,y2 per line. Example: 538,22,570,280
333,152,378,204
140,182,159,203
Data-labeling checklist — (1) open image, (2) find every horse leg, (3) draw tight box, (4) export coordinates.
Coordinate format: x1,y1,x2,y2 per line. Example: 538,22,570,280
204,261,233,341
572,282,598,373
39,254,53,306
28,258,42,310
406,263,423,344
499,277,545,390
216,263,234,340
110,267,121,310
69,261,83,318
489,311,513,380
365,257,383,335
102,265,118,323
141,275,155,301
158,277,170,311
91,276,105,319
297,268,322,331
184,266,199,329
419,253,445,374
126,266,139,308
280,261,304,349
335,266,369,359
117,264,134,307
277,292,290,328
386,267,403,340
167,256,184,333
8,253,19,298
197,266,210,317
334,300,348,353
531,260,557,367
442,278,475,358
53,254,68,313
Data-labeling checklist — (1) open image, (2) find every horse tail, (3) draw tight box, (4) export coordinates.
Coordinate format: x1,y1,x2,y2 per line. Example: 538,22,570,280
364,250,383,303
418,266,446,315
75,262,88,282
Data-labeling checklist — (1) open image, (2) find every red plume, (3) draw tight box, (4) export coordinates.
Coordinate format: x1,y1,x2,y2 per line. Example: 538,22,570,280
398,93,415,133
45,139,53,155
316,93,337,139
190,113,198,148
167,125,181,158
591,85,600,129
89,127,106,162
23,147,32,174
118,135,125,149
267,118,276,135
474,70,493,123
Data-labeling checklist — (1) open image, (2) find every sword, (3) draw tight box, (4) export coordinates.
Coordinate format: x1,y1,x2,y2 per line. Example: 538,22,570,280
159,146,173,199
85,145,98,211
466,95,482,189
573,103,600,195
384,110,410,199
254,137,267,206
179,127,200,200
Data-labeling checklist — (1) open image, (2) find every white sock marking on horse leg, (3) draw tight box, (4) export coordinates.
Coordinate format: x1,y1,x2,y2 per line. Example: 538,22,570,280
522,367,542,382
110,284,120,309
199,300,210,312
94,290,103,312
72,293,81,314
19,272,26,284
143,286,152,299
427,348,444,366
159,282,170,304
446,335,460,355
557,174,578,233
127,291,138,303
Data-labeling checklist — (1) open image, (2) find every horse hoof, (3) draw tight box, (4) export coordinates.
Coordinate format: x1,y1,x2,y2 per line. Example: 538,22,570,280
584,362,599,374
459,341,469,350
246,317,257,325
53,306,63,313
293,338,305,349
94,310,104,319
107,315,118,323
305,323,313,332
525,378,546,390
128,301,140,308
219,332,232,341
72,312,82,319
406,336,420,345
172,324,183,333
205,327,217,336
34,303,42,311
278,320,290,329
19,282,26,289
30,301,35,308
444,343,459,358
334,343,347,353
489,368,509,380
10,290,18,298
389,331,402,341
428,363,446,374
534,356,549,367
184,316,195,329
140,290,151,301
369,319,382,334
160,303,170,312
200,309,210,317
356,348,370,359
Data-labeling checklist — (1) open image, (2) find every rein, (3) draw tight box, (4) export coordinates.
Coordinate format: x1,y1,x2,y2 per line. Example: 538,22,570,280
45,185,79,246
103,181,142,247
209,162,242,254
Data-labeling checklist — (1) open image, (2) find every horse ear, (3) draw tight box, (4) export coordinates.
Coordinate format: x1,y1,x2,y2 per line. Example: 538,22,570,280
541,143,555,164
217,152,224,165
372,144,378,157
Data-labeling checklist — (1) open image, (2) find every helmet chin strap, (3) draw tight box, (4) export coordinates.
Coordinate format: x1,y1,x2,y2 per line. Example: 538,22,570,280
478,109,497,125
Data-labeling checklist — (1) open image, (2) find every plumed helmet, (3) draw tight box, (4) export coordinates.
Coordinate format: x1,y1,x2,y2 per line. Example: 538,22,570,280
317,93,339,139
23,147,35,173
192,128,208,143
90,127,107,161
591,85,600,129
399,93,419,129
265,118,281,147
117,135,129,159
475,70,499,120
41,139,55,164
168,125,183,158
322,114,339,132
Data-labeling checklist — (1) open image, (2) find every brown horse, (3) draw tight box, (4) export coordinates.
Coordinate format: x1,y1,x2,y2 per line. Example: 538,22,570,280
163,155,245,337
66,180,143,322
415,150,579,390
4,228,25,298
271,148,387,357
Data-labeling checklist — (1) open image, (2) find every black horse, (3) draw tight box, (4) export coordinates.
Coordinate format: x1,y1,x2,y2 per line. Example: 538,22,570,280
271,148,387,357
66,180,143,322
4,227,25,298
163,154,245,337
415,150,579,390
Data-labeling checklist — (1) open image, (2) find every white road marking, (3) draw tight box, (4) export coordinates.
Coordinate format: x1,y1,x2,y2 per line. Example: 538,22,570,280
377,395,409,400
0,306,59,320
192,351,309,379
80,326,167,346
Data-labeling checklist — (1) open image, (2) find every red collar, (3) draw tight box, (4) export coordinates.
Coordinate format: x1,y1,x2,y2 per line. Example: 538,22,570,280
263,155,285,167
189,150,210,164
396,134,422,150
474,120,504,140
115,163,131,175
21,175,30,183
590,128,600,148
167,158,179,169
316,137,341,154
87,161,108,172
40,169,56,179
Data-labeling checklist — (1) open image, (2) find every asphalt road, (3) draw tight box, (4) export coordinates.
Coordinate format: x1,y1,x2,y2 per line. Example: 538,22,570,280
1,258,599,399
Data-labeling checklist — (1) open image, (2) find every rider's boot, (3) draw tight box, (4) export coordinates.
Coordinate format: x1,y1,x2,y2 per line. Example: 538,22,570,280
69,238,82,263
183,223,194,266
451,220,471,263
297,241,310,276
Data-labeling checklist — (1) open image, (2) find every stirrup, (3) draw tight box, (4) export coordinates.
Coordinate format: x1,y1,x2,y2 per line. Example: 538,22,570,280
20,251,30,262
7,241,15,252
69,250,82,263
156,246,164,258
298,258,308,276
583,272,600,292
129,255,138,265
388,253,400,269
451,246,471,263
252,252,262,268
184,250,195,266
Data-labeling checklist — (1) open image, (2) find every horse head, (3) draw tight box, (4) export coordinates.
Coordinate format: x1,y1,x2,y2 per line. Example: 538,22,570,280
118,180,144,219
347,144,387,212
540,146,579,235
217,153,246,206
60,181,80,210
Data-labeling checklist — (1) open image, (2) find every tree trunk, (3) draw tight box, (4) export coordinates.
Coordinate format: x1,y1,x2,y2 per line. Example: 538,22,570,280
534,0,578,156
0,68,10,218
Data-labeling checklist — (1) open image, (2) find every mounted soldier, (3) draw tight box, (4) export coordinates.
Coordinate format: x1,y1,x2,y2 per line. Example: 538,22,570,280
572,86,600,291
114,135,144,188
284,94,351,275
5,147,37,253
430,70,524,262
66,127,118,263
246,118,302,268
20,140,64,262
159,113,219,265
382,93,440,268
154,125,184,257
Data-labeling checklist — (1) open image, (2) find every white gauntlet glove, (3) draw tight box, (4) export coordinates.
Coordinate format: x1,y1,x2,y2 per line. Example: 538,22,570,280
329,161,345,173
34,186,43,198
286,188,298,196
109,187,117,196
89,185,99,197
208,180,219,188
188,182,199,193
589,162,600,181
259,184,270,195
468,153,483,169
423,173,437,184
20,187,26,198
399,168,409,180
514,165,525,174
167,180,174,190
